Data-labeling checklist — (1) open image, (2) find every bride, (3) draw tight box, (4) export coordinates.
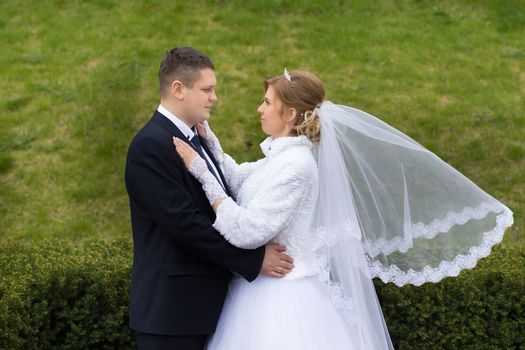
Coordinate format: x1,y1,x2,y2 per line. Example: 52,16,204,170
173,70,513,349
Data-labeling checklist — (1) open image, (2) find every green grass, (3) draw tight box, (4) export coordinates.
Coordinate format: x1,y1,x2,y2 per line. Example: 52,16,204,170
0,0,523,246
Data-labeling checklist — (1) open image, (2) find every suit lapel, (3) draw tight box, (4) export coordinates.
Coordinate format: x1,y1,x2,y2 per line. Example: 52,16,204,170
151,111,188,142
152,110,232,197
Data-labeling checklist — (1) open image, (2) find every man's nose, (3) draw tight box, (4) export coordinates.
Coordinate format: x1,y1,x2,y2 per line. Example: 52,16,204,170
210,91,217,102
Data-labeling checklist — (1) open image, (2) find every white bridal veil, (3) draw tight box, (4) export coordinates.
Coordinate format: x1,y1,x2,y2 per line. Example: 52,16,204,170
312,101,513,349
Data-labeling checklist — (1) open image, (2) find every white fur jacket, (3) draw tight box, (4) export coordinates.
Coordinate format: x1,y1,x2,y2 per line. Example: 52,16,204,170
214,135,320,280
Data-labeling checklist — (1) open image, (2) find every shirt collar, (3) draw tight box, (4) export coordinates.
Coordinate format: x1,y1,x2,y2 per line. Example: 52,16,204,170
157,104,195,139
260,135,313,158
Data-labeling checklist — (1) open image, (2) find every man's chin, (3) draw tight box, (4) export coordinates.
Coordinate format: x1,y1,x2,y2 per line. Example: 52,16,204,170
198,114,211,122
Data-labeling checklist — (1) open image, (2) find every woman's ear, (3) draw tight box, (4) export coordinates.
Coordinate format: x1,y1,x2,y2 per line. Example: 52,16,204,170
287,107,297,123
171,80,184,100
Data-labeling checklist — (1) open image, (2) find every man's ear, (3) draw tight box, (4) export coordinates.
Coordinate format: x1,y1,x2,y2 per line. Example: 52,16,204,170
171,80,184,100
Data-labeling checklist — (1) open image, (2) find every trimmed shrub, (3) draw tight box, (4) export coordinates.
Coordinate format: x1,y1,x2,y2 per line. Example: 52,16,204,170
0,239,134,349
376,246,525,349
0,239,523,349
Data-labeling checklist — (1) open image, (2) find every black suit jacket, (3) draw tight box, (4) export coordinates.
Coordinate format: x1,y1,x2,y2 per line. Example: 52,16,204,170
125,111,265,335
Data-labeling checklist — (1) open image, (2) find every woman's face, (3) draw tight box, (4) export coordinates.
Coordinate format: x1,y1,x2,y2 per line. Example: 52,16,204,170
257,85,290,138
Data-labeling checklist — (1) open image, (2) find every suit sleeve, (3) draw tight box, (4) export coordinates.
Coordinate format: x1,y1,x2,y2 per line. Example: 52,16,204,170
125,136,264,281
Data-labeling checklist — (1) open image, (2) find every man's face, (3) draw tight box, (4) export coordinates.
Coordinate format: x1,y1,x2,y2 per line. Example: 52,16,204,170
181,68,217,126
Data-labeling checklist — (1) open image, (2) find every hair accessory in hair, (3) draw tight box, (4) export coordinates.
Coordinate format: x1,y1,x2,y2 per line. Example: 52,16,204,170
284,68,291,82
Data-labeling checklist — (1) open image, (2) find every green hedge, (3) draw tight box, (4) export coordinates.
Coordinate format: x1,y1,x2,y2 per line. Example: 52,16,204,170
375,246,525,349
0,239,135,349
0,239,523,349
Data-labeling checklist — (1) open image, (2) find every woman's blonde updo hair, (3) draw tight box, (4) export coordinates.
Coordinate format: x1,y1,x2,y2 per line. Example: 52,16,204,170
264,71,325,143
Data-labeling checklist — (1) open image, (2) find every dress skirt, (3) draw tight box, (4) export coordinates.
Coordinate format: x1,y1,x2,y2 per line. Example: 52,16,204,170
206,275,359,350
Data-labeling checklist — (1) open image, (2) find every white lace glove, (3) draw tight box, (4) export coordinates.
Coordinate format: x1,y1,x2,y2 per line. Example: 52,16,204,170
187,155,227,206
173,136,227,206
196,121,224,166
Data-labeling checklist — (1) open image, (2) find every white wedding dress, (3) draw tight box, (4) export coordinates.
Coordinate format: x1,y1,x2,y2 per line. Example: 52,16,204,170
194,98,512,349
206,136,361,350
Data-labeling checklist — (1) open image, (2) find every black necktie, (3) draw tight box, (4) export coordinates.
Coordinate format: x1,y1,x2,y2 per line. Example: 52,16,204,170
189,134,223,188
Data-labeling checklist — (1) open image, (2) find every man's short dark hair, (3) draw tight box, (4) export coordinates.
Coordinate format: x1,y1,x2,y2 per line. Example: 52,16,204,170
158,47,215,98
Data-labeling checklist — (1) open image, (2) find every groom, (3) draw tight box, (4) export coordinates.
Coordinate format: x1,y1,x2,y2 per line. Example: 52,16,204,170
125,46,294,350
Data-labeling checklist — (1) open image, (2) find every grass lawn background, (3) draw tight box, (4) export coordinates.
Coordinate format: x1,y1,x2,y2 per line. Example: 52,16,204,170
0,0,523,247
